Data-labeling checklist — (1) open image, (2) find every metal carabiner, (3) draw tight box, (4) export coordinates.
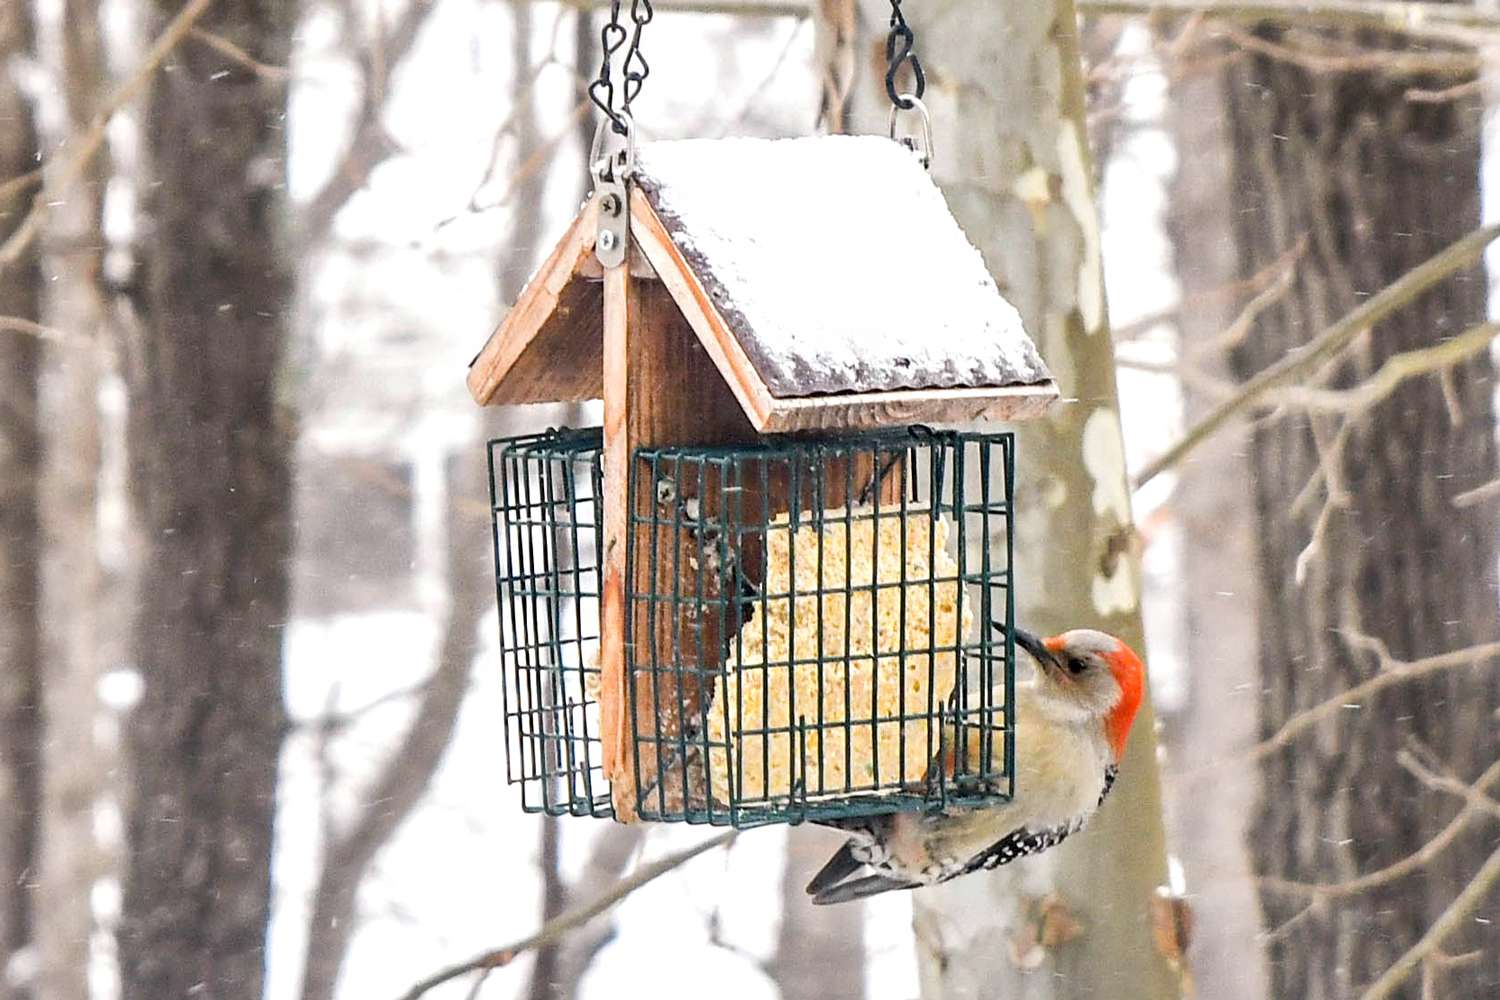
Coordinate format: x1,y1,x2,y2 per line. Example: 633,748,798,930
887,95,934,170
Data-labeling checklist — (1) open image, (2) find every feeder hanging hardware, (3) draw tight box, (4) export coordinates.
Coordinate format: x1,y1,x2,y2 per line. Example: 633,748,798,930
884,0,925,111
588,0,651,269
884,0,932,168
588,0,653,136
590,112,635,269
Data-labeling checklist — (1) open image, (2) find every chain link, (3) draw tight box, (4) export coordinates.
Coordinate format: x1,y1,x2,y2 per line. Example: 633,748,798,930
884,0,925,111
589,0,654,135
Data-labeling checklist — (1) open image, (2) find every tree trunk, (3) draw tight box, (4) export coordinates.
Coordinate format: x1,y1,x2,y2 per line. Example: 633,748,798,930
0,4,44,997
116,4,294,999
1160,46,1269,1000
35,2,114,995
1223,28,1500,1000
774,830,866,1000
909,2,1182,997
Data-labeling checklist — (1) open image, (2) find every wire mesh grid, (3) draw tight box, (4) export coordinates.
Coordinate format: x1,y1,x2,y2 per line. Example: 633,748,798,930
489,425,1016,828
626,428,1015,827
490,428,612,818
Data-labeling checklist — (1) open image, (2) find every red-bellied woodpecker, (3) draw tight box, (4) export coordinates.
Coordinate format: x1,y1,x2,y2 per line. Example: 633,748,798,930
805,625,1146,905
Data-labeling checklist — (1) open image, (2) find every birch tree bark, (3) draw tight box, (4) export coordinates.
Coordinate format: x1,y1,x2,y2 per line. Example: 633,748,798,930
0,5,43,996
906,3,1182,996
35,2,114,995
116,3,294,998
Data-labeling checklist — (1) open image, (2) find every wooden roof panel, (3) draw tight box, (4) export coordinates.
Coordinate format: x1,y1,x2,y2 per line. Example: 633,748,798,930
633,135,1053,399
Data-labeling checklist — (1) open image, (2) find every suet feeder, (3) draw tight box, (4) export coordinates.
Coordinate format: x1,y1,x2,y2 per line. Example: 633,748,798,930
471,134,1057,827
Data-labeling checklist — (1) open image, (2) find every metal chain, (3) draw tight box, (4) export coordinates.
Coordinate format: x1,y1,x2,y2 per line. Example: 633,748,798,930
884,0,925,110
588,0,654,135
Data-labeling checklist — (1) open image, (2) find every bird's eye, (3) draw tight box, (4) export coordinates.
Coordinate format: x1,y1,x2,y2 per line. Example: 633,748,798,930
1066,657,1089,675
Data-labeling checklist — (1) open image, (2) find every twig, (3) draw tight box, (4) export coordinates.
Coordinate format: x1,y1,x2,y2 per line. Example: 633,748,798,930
0,167,42,212
1133,223,1500,489
1270,322,1500,414
1398,750,1500,822
300,0,441,242
1257,756,1500,900
0,315,75,344
1111,307,1179,342
446,55,566,222
463,969,494,1000
189,28,290,82
1078,0,1500,42
1257,899,1321,946
1244,638,1500,764
1114,235,1303,344
558,0,808,17
0,0,218,276
1165,635,1500,784
293,677,434,735
1195,238,1304,358
1406,77,1486,105
392,831,738,1000
1453,477,1500,509
1357,842,1500,1000
1214,21,1477,78
441,98,593,225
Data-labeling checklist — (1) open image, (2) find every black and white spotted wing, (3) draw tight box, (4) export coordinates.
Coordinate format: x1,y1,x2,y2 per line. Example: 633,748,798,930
944,765,1122,883
947,819,1085,879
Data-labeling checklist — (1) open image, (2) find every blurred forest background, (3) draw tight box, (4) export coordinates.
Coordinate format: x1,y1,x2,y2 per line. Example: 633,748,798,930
2,1,1500,999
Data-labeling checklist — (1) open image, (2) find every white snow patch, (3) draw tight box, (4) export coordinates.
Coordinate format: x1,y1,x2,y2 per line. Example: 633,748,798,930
635,135,1049,396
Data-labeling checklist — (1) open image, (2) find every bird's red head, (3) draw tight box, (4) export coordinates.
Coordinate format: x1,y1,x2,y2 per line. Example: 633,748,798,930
1019,628,1145,762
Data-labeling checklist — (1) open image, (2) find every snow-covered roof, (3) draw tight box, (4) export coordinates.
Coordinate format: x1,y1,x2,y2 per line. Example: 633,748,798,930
468,134,1056,430
634,135,1050,397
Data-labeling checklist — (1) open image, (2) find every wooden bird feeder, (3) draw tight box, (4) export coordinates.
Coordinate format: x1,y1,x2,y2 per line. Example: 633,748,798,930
473,135,1057,827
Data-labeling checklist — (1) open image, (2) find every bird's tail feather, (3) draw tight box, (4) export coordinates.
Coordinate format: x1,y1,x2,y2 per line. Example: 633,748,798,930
811,873,921,906
804,841,863,897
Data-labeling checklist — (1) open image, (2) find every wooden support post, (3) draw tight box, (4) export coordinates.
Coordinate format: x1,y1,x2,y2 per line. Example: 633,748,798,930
600,258,761,821
601,262,634,819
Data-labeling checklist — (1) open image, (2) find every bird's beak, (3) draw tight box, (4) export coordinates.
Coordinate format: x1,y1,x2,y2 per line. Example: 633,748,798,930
997,622,1063,676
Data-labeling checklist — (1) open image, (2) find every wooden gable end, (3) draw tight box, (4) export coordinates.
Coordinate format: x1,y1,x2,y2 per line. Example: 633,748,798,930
467,199,604,407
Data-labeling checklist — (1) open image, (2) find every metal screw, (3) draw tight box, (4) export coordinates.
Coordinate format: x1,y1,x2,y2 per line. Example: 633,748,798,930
600,193,622,217
598,230,618,252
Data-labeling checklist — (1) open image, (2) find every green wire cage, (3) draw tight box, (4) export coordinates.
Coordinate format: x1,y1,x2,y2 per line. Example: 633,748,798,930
489,426,1017,828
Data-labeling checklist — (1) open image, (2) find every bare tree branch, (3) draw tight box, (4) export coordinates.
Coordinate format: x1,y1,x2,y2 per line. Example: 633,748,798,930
0,168,40,212
1356,842,1500,1000
300,0,440,243
1398,749,1500,822
392,831,738,1000
1245,637,1500,765
1453,477,1500,509
1270,322,1500,415
1133,223,1500,489
189,27,291,83
1256,756,1500,900
1078,0,1500,41
1212,21,1477,77
561,0,808,17
0,315,74,344
0,0,217,276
